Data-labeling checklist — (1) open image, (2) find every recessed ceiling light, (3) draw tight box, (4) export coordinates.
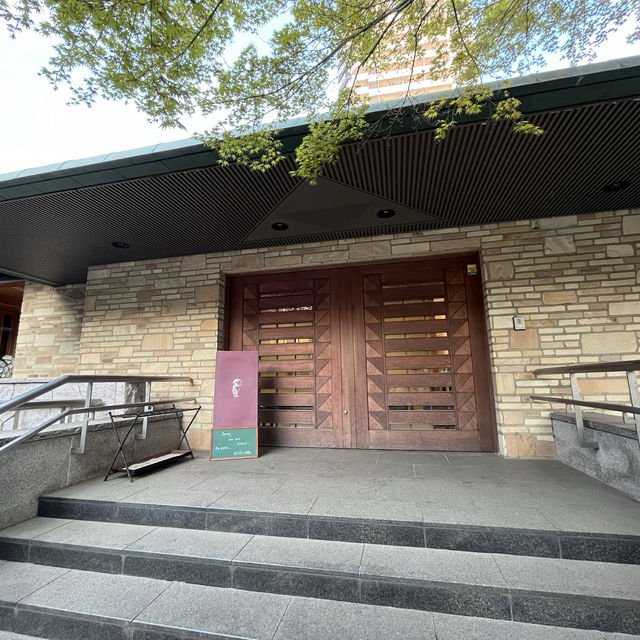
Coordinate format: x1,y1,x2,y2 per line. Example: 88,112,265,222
602,180,630,193
376,209,396,219
111,241,130,249
271,222,288,231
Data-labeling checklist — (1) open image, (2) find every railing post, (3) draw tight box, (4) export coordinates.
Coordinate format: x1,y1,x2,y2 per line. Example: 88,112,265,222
570,373,598,450
71,381,93,455
135,380,151,441
626,371,640,447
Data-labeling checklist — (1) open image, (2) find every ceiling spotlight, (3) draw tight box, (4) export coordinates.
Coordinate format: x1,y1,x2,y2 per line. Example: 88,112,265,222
376,209,396,219
602,180,630,193
111,241,130,249
271,222,289,231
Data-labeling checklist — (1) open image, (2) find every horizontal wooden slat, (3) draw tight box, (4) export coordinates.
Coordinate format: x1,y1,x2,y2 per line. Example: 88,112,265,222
383,320,449,334
259,428,335,447
258,377,314,389
259,280,315,295
258,326,315,340
382,302,447,318
258,310,314,325
385,355,452,369
386,392,455,405
384,337,450,352
385,374,454,387
380,270,445,286
367,430,481,451
382,284,446,302
259,410,315,424
259,294,314,310
259,393,315,406
258,342,315,356
258,360,315,372
387,410,457,424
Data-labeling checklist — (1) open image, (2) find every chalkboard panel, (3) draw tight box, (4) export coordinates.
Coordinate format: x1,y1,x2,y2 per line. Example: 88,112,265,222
210,426,258,461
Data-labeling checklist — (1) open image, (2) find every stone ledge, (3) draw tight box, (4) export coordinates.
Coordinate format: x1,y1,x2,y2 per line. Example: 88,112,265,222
550,412,637,440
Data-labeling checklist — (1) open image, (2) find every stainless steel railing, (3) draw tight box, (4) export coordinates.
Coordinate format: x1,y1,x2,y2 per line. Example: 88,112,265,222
530,360,640,449
0,375,194,454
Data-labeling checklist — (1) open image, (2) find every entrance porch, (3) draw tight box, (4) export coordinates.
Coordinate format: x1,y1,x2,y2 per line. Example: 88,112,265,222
1,448,638,638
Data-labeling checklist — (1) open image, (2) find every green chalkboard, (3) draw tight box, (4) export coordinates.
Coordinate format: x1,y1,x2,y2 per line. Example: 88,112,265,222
210,427,258,460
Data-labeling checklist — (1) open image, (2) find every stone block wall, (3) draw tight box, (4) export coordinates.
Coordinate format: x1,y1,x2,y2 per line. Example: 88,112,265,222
12,208,640,457
12,283,85,377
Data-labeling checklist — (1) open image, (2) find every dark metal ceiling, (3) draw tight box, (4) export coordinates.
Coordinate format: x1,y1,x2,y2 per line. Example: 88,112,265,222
1,60,639,285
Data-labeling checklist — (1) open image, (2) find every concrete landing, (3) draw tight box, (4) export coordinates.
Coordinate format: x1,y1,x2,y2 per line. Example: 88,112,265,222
43,447,640,536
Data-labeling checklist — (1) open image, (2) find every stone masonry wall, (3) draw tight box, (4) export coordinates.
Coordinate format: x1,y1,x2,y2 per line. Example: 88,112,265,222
12,282,85,377
14,208,640,456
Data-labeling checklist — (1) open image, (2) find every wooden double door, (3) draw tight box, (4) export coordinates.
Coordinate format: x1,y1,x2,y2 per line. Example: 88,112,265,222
227,255,495,451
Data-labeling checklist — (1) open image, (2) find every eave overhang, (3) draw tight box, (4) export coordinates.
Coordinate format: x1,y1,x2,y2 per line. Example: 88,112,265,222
1,56,639,285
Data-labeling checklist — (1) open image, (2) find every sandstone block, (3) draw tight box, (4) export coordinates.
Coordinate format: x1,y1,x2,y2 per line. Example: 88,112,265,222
141,334,174,350
303,250,348,264
232,253,265,270
531,215,577,230
609,301,640,316
349,240,390,260
200,319,218,331
195,285,220,303
391,241,431,255
544,236,576,255
264,255,303,267
509,328,539,349
606,244,634,258
181,254,207,271
622,214,640,235
33,334,55,347
487,261,514,282
581,331,637,354
162,299,188,315
542,290,577,305
154,277,186,289
495,373,515,395
579,378,629,394
491,316,515,330
503,433,536,458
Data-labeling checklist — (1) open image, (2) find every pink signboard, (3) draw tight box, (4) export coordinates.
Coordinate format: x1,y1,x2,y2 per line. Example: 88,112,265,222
213,351,259,428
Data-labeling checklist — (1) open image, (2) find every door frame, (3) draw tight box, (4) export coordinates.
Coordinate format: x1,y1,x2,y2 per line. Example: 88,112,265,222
223,252,498,452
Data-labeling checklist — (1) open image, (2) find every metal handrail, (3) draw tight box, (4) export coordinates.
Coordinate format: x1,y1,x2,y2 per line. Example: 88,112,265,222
531,360,640,449
0,375,192,414
533,360,640,375
0,397,197,454
0,375,194,454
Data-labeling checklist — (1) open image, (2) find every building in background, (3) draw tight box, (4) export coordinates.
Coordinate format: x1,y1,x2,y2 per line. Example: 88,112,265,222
348,33,454,103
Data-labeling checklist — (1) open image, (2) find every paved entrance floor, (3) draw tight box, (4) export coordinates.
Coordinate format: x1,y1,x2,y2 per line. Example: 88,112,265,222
46,448,640,535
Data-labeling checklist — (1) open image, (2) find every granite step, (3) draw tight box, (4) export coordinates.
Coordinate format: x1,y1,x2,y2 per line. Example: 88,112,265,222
1,517,639,634
0,560,638,640
37,494,640,564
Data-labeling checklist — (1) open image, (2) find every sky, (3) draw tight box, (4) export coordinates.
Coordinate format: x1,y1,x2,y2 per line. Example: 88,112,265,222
0,19,638,175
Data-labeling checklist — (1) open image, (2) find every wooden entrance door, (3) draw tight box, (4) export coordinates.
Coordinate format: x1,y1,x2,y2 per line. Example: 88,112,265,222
227,255,495,451
228,269,346,447
348,257,495,451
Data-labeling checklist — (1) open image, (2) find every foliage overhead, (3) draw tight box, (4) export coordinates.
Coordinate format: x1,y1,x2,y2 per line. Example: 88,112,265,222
2,0,638,180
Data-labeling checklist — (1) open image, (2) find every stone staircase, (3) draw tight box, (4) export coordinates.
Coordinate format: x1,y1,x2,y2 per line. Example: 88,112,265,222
0,491,639,639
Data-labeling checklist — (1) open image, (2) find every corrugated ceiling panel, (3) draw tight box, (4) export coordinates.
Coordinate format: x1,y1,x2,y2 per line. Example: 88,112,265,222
0,100,639,284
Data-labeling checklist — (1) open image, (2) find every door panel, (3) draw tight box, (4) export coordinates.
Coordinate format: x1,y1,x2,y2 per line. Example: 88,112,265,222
228,270,345,447
227,255,495,451
351,258,495,451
